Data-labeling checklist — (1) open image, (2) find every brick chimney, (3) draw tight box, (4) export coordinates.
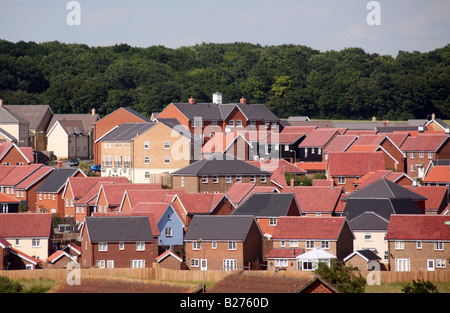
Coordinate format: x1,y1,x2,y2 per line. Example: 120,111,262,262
91,108,96,115
240,97,246,104
290,178,295,187
188,96,195,104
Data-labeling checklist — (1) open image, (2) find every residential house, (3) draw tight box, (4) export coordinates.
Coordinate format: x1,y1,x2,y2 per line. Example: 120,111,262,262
322,135,358,160
344,250,382,271
202,132,252,161
0,100,30,147
386,215,450,272
207,271,340,293
281,186,345,217
0,193,21,213
93,107,150,165
131,118,194,184
0,239,41,270
95,183,162,213
422,163,450,187
61,176,128,220
222,182,279,208
45,250,78,269
405,186,449,215
231,193,300,239
118,189,184,212
97,122,155,180
298,129,341,162
270,216,354,269
171,157,272,193
156,93,280,144
81,216,158,269
326,151,386,192
184,215,263,271
0,164,53,211
35,168,85,216
400,134,450,179
424,116,450,133
155,250,185,270
3,104,53,150
0,142,34,165
353,170,413,191
0,213,54,267
258,132,306,163
46,120,90,160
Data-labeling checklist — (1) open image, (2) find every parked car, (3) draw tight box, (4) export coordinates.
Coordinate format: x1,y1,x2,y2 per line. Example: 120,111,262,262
69,158,80,166
90,164,101,172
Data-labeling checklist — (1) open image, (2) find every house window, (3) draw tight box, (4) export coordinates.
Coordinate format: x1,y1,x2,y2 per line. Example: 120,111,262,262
98,242,108,251
250,175,256,182
131,260,145,268
275,259,289,267
223,259,237,271
306,241,314,249
395,241,405,250
427,260,435,271
419,152,424,158
164,141,170,149
212,120,218,126
365,233,372,241
226,176,232,183
15,239,19,246
236,120,242,128
202,176,208,183
144,141,150,149
338,177,346,184
193,242,201,250
107,260,114,268
144,156,150,164
165,227,172,237
164,156,170,164
228,120,235,127
416,241,422,249
228,241,237,250
281,240,286,247
290,241,298,247
119,242,124,250
181,177,184,187
250,120,256,127
410,165,415,172
434,241,444,250
428,152,433,159
136,242,145,251
236,175,242,182
96,260,105,268
212,176,218,183
260,175,266,183
395,258,410,272
190,259,199,267
437,259,447,268
318,148,322,155
410,152,415,159
144,172,150,179
321,241,329,249
269,218,277,226
212,241,217,249
32,239,40,247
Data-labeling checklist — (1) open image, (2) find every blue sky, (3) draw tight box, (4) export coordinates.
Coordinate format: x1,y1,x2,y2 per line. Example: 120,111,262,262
1,0,449,56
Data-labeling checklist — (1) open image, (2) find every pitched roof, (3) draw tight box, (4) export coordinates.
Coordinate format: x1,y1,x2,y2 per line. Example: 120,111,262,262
348,211,390,231
343,198,423,221
231,193,297,217
0,142,33,163
248,159,306,174
344,250,381,262
172,157,271,176
281,186,343,214
65,176,128,200
174,193,223,214
184,215,258,241
400,134,449,151
0,105,30,124
92,212,160,237
354,170,412,190
422,165,450,183
35,168,83,193
327,152,385,177
85,216,154,242
298,129,340,148
296,162,327,171
121,189,184,210
98,183,162,207
0,213,53,237
3,105,52,130
323,135,358,153
259,132,305,145
100,122,156,142
0,164,46,187
344,178,426,200
202,132,248,154
386,215,450,241
225,182,278,207
272,216,350,240
14,166,54,190
405,186,448,213
47,113,99,132
280,125,317,135
0,193,21,203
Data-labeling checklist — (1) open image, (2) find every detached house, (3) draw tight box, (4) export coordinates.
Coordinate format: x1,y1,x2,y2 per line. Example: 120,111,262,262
46,120,90,160
80,216,159,269
400,134,450,179
0,142,34,165
386,215,450,272
171,157,272,193
298,129,341,162
0,101,29,147
184,215,263,271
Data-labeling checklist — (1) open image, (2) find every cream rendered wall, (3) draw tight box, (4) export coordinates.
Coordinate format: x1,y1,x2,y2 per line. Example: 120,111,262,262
353,230,388,264
6,237,50,260
47,124,70,159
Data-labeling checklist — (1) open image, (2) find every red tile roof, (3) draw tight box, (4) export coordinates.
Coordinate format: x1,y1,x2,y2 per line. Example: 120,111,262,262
15,166,53,190
281,186,343,213
298,129,341,148
0,193,20,203
0,164,43,186
272,216,349,240
386,215,450,241
423,165,450,183
354,170,412,190
405,186,448,213
281,126,317,135
323,135,358,153
202,132,241,153
0,213,53,238
248,159,306,174
175,193,224,214
225,182,278,206
259,132,305,145
400,134,449,151
66,176,129,199
99,183,162,207
122,189,184,210
327,152,385,177
296,162,327,171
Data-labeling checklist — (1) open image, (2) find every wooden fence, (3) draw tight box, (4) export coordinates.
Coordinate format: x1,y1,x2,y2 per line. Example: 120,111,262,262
1,268,449,285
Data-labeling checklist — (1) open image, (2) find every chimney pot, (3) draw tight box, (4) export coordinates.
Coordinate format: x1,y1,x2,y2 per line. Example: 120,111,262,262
240,97,246,104
189,96,195,104
91,108,96,115
290,178,295,187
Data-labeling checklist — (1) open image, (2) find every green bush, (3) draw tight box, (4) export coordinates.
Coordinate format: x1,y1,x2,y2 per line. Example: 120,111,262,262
0,276,23,293
402,279,439,293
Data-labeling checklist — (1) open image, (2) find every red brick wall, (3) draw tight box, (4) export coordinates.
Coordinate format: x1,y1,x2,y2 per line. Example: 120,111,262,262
0,146,29,165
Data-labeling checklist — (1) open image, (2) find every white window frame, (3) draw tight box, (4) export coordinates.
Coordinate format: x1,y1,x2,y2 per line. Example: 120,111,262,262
321,241,329,249
144,141,150,149
228,241,237,250
269,218,277,226
434,241,444,250
223,259,237,271
119,242,124,250
165,227,172,237
395,241,405,250
131,260,145,268
236,175,242,182
250,175,256,182
202,176,208,183
32,238,40,247
193,242,201,250
98,242,108,252
164,141,170,149
212,176,218,183
164,156,170,164
427,259,435,271
338,177,346,184
306,241,314,249
144,156,150,164
395,258,410,272
136,242,145,251
226,176,232,183
260,175,266,183
190,258,199,268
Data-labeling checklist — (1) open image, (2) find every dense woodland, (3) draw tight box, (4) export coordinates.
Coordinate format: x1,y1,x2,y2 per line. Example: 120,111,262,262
0,39,449,120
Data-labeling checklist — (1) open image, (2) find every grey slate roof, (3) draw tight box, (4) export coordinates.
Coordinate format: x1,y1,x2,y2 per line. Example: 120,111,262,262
101,122,156,141
85,216,154,242
184,215,256,241
171,102,279,122
348,211,390,231
35,168,81,193
343,178,426,201
3,105,52,130
356,249,381,261
0,106,30,124
231,193,297,217
172,157,271,176
343,198,423,221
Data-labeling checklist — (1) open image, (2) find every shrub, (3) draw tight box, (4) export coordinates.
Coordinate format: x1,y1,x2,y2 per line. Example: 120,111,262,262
0,276,23,293
402,279,439,293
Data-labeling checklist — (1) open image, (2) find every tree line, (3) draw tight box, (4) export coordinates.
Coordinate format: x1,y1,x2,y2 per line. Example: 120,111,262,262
0,39,449,120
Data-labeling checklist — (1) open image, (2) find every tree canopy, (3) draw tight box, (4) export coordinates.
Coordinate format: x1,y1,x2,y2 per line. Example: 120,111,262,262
1,39,449,120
